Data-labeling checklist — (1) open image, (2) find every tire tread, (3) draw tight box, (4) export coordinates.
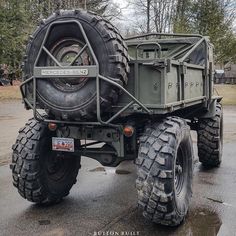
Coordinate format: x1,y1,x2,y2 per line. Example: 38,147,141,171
136,117,193,226
11,118,79,204
197,103,223,167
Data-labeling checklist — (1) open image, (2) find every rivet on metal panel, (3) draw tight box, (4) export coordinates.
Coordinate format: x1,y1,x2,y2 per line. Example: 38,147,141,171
153,82,158,91
133,104,139,111
168,82,172,89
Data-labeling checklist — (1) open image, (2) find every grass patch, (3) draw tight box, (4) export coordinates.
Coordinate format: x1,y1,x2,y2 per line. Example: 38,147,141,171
0,84,235,105
214,84,236,105
0,86,21,100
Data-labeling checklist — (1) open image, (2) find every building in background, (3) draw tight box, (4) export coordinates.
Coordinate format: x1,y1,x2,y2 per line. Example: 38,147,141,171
215,63,236,84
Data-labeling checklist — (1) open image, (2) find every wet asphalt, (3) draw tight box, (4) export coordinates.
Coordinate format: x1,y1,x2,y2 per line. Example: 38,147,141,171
0,101,236,236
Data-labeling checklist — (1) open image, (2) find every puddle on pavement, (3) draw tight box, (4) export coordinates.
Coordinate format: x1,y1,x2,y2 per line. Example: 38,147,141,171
38,219,51,225
103,207,222,236
89,167,132,175
173,209,222,236
199,179,217,186
115,169,131,175
89,167,106,172
206,197,233,207
183,209,222,236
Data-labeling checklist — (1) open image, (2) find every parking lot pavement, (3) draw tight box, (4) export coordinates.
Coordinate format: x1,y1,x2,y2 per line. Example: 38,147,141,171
0,100,30,165
1,101,236,236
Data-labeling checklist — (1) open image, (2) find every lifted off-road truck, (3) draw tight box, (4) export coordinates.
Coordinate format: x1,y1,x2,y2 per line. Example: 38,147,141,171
11,10,223,226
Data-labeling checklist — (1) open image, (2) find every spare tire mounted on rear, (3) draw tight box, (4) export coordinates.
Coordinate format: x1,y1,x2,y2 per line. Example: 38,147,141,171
24,10,130,120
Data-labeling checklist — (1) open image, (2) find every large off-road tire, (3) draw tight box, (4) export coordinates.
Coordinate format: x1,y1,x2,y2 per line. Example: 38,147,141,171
11,118,81,204
136,117,193,226
197,103,223,167
23,10,129,120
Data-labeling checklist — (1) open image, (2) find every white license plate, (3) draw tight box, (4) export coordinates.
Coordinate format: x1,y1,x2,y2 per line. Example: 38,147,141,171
52,137,74,152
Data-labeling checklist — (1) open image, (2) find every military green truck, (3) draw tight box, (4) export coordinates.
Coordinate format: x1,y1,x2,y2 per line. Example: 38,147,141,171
10,10,223,226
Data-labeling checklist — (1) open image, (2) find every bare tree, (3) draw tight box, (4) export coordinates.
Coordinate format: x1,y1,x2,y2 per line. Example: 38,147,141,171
29,0,121,20
147,0,151,33
129,0,178,33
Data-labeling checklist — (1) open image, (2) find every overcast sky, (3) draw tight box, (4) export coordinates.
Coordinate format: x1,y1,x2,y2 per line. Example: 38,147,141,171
111,0,136,33
112,0,236,32
112,0,133,21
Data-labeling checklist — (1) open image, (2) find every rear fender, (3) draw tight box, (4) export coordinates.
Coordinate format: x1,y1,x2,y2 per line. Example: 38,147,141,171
199,96,222,119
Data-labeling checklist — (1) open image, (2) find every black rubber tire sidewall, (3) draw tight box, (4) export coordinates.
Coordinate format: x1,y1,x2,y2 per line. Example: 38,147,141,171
173,127,193,217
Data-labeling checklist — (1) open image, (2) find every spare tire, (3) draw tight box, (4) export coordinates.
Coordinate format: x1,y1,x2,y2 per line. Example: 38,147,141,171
23,10,130,120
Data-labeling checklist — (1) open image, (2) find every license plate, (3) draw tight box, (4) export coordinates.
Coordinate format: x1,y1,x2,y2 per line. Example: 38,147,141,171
52,137,74,152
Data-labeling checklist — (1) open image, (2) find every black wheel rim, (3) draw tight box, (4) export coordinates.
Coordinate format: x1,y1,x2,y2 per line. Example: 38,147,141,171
175,145,185,196
46,152,69,181
47,38,94,92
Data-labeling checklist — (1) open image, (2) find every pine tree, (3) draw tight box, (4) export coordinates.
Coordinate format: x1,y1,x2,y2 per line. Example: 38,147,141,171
0,0,27,70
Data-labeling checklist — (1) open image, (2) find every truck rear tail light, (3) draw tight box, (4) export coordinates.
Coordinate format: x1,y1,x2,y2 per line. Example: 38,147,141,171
123,125,134,137
48,122,57,131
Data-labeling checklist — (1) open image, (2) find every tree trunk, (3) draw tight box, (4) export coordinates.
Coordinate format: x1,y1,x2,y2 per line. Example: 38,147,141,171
147,0,151,33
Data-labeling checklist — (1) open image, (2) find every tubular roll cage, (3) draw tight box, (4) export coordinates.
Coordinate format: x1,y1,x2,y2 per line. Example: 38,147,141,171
20,20,210,128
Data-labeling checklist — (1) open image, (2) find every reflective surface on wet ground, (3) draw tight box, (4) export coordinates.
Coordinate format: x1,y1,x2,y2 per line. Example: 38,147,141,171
1,101,236,236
